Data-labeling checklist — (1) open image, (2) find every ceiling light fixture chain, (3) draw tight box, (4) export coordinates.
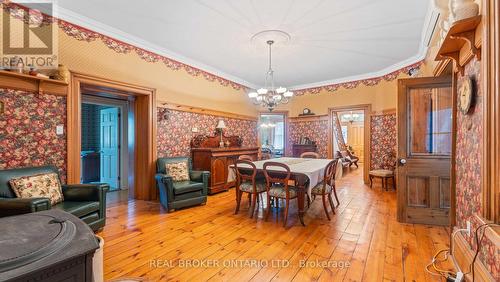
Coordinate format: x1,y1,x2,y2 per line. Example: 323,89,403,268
248,39,293,112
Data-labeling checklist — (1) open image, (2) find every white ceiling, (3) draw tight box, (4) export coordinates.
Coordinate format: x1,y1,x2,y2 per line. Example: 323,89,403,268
53,0,433,89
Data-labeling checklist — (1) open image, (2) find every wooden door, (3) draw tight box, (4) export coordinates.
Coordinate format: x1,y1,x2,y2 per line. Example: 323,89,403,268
100,107,120,190
347,122,364,163
397,77,452,225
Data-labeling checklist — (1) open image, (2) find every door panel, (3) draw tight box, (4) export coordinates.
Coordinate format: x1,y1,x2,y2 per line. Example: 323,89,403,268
100,107,120,190
407,176,429,207
397,76,452,225
347,122,364,163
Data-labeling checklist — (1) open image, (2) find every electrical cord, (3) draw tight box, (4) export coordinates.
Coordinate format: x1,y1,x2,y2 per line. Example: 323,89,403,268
425,228,468,279
464,223,500,282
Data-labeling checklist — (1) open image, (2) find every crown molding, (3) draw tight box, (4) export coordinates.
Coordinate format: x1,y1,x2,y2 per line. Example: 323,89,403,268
52,5,259,89
12,1,438,93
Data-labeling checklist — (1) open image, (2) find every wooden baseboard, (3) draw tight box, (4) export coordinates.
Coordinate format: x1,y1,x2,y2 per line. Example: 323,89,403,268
452,232,496,282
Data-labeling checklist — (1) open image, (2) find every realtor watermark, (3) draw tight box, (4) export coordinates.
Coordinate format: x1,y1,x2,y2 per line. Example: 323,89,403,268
149,259,351,269
0,0,58,70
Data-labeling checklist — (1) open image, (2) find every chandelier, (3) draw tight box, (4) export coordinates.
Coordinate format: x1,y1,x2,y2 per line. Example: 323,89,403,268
248,40,293,111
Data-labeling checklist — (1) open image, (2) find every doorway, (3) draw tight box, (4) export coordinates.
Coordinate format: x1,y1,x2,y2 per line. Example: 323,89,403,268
68,72,156,200
338,110,365,164
329,105,371,183
81,95,129,191
258,112,287,158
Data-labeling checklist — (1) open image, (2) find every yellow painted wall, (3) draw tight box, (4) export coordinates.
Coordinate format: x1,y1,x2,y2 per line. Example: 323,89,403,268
58,32,258,116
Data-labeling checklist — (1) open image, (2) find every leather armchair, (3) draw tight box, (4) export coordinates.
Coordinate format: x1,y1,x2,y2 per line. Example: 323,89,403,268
0,166,108,231
155,157,209,212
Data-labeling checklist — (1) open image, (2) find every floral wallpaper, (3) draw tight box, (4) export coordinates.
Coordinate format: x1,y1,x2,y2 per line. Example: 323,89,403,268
156,108,258,158
0,89,67,183
370,114,397,170
455,57,498,279
287,119,329,158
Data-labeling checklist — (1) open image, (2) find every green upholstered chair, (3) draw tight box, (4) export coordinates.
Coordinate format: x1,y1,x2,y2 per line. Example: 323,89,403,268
0,165,109,231
155,157,209,212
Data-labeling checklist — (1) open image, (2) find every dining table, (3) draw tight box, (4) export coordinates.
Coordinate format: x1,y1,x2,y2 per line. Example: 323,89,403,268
228,157,342,226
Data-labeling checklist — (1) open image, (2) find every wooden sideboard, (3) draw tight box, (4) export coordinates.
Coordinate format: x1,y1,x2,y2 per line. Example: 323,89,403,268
292,144,317,157
191,147,259,194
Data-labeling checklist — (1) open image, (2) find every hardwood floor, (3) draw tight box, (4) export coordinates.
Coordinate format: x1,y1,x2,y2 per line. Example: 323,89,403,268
99,165,453,281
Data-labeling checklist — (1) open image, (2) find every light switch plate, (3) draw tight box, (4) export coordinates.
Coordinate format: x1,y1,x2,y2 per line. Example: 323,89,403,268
56,125,64,135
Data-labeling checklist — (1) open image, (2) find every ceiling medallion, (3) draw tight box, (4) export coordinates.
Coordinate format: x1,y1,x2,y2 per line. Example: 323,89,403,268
248,32,293,112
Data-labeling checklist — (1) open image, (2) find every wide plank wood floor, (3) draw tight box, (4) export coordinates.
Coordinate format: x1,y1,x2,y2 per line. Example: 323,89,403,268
99,165,453,281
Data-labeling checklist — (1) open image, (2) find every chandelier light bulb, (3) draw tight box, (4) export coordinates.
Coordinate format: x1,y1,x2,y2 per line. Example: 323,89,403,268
257,88,268,95
276,87,287,94
248,92,258,98
283,91,293,97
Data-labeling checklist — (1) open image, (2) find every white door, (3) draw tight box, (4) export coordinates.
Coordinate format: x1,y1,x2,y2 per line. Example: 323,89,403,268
100,107,120,190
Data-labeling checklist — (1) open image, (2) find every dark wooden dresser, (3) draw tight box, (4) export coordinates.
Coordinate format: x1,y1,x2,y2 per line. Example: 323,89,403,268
292,144,318,157
191,134,258,194
0,210,99,282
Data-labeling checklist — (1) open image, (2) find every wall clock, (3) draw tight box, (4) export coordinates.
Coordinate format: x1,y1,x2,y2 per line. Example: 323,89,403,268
459,76,473,114
299,108,314,116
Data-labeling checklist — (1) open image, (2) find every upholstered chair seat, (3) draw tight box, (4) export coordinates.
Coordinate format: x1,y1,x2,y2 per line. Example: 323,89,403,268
239,182,266,193
311,183,332,194
268,185,297,198
369,169,394,177
172,181,204,195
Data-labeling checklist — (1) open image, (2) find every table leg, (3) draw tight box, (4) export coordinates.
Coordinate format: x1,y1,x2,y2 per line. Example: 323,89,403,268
296,176,307,226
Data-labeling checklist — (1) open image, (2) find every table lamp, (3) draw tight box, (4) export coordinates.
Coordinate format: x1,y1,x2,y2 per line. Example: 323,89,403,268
216,119,226,148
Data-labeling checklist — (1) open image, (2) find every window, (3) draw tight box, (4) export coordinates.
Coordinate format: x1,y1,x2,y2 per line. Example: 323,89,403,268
259,113,286,156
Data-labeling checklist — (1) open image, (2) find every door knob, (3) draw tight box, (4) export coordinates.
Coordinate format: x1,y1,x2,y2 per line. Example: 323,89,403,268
399,158,407,165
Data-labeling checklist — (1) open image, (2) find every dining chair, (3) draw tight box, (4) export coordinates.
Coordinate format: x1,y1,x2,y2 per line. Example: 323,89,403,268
300,152,320,159
234,160,266,218
263,162,297,227
238,154,254,161
311,159,339,220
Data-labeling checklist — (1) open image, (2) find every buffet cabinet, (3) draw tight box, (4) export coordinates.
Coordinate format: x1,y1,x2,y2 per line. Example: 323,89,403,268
191,147,259,194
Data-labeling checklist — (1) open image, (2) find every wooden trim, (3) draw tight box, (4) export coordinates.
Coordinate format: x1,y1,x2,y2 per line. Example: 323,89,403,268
434,59,452,77
159,101,258,121
483,0,500,224
436,16,483,75
328,104,371,184
0,70,68,96
289,114,329,122
371,108,397,116
451,74,458,227
452,231,496,282
68,72,157,200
